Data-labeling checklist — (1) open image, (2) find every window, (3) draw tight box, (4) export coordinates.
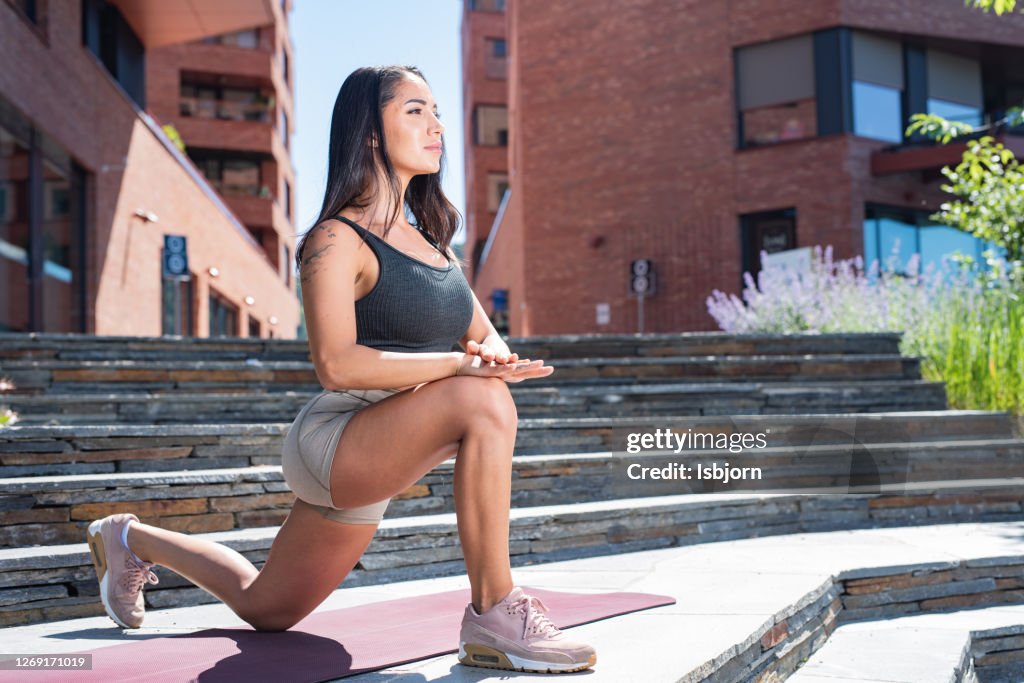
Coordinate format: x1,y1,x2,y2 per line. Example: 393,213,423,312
469,0,505,11
81,0,145,107
161,276,194,336
283,244,291,286
863,204,1000,277
248,316,260,338
0,97,87,333
284,179,292,220
209,289,239,337
474,105,508,146
281,47,289,85
736,35,816,147
191,153,265,197
489,289,509,335
180,77,273,123
201,28,260,49
485,38,508,79
851,32,904,143
926,49,983,127
279,108,288,148
0,124,31,332
487,173,509,212
740,209,797,285
221,159,260,196
9,0,38,24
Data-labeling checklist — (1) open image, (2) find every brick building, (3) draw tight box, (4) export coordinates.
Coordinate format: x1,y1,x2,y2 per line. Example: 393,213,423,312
0,0,299,338
465,0,1024,336
461,0,510,333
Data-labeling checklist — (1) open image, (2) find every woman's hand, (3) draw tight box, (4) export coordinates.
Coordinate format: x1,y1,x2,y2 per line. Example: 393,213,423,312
455,353,554,383
465,338,518,365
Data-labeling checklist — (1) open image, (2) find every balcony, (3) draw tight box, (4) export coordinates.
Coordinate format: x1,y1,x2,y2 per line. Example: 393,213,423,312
179,96,273,124
106,0,272,48
175,117,277,154
225,193,275,228
871,123,1024,176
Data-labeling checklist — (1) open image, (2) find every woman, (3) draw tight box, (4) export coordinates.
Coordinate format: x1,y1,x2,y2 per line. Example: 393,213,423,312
86,65,597,674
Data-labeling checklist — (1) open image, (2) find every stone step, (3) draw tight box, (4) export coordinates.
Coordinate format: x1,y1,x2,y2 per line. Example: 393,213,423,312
0,480,1021,627
0,330,904,362
0,354,922,394
2,521,1023,682
3,379,949,426
0,411,1015,477
1,439,1023,547
333,537,1024,682
787,606,1024,682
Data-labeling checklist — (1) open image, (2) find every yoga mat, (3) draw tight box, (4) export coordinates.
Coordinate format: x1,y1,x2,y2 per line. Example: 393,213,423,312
5,587,675,682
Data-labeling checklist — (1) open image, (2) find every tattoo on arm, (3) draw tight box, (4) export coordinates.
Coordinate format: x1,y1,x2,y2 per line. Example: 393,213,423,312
299,242,335,282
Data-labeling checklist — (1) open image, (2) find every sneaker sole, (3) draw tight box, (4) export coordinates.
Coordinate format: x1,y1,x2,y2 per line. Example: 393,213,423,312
86,520,134,630
459,642,596,674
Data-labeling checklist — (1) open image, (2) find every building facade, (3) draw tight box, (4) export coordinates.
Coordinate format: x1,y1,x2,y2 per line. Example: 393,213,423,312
0,0,299,338
461,0,510,332
467,0,1024,336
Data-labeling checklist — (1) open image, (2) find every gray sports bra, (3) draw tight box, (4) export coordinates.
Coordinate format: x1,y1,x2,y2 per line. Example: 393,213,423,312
335,216,474,353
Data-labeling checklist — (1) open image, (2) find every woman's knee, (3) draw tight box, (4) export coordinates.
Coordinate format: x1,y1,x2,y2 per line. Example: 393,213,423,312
238,603,304,632
246,614,300,632
447,376,518,432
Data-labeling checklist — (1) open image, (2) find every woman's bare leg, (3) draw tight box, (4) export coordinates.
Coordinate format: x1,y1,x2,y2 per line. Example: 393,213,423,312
328,376,518,613
126,500,378,631
124,375,517,629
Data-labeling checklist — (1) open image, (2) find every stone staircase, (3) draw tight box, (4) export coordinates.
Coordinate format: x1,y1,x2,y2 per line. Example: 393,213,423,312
0,330,1022,681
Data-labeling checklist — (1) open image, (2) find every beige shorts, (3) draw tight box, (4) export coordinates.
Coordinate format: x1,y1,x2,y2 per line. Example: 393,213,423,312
281,387,402,524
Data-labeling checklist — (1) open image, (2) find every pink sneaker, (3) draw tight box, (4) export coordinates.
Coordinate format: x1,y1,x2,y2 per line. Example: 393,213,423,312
86,513,159,628
459,587,597,673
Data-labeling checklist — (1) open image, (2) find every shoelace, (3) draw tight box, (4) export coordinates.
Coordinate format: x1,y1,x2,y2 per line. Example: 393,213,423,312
120,555,160,594
509,593,560,640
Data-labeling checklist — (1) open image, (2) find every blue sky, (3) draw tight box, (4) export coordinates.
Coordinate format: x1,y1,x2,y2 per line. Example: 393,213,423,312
291,0,466,243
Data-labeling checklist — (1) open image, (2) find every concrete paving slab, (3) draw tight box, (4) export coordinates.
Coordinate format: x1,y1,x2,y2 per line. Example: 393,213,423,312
0,520,1022,682
788,604,1024,682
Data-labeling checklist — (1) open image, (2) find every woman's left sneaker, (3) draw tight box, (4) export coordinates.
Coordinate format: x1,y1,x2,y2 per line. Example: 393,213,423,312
459,586,597,673
86,513,159,628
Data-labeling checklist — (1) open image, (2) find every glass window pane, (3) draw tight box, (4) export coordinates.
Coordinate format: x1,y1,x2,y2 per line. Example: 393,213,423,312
235,29,259,49
222,160,259,196
487,173,509,211
41,158,79,333
927,98,983,127
0,126,30,332
878,217,916,271
475,106,508,146
853,81,903,143
919,224,982,269
741,100,817,146
863,217,879,269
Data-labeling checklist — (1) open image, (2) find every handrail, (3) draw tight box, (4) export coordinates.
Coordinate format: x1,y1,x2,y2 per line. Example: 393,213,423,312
477,187,510,274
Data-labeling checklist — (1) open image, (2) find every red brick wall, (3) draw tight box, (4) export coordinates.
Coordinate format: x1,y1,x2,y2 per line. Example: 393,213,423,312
461,6,509,283
478,0,1024,336
0,1,299,337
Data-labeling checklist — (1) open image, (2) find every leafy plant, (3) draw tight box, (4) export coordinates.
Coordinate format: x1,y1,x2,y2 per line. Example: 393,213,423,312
706,246,1024,414
0,377,18,429
965,0,1019,14
161,124,187,153
930,136,1024,265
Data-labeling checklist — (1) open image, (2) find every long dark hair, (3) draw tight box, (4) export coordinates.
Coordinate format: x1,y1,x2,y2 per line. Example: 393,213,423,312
294,65,461,272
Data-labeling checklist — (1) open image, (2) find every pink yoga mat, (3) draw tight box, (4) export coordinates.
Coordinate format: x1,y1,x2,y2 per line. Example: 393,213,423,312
6,587,674,682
